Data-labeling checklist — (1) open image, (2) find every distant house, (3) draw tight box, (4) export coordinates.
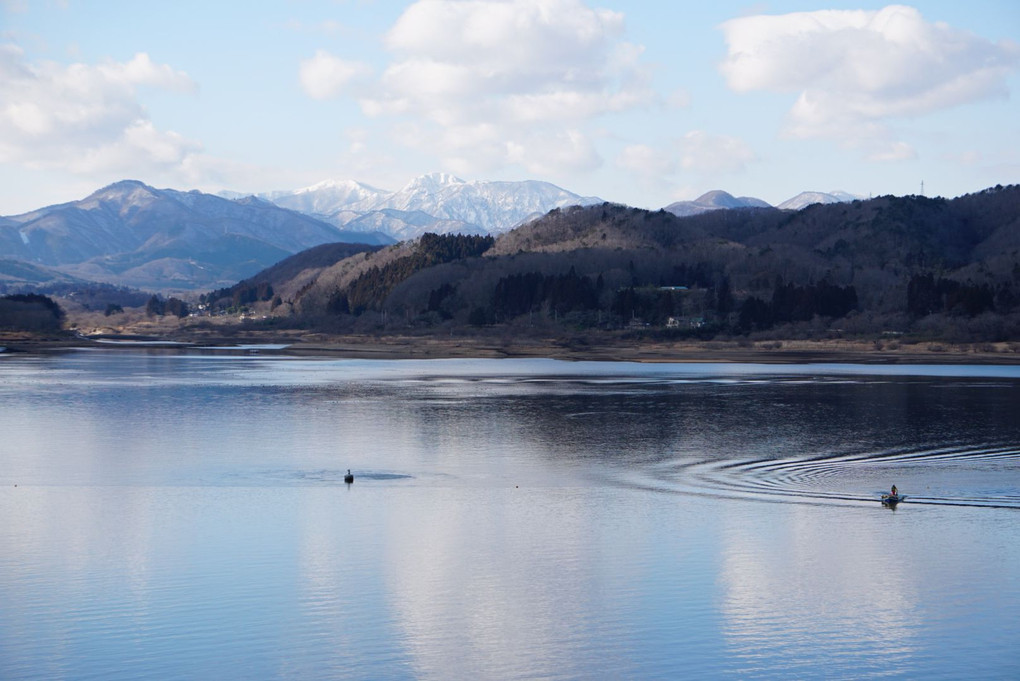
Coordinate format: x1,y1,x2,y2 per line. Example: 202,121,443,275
667,316,705,329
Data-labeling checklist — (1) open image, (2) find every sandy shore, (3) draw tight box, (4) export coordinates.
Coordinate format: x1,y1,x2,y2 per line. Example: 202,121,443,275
5,329,1020,364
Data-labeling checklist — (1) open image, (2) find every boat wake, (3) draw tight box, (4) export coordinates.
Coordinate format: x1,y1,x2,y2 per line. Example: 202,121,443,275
624,443,1020,509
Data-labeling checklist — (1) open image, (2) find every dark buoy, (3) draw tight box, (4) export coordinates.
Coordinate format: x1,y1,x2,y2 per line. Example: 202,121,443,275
344,469,354,484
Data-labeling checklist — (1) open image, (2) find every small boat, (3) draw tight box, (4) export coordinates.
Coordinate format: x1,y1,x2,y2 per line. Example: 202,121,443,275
881,493,905,505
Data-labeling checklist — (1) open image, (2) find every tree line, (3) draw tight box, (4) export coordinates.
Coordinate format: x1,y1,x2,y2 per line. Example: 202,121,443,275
145,295,190,318
329,233,494,314
738,281,859,332
0,293,65,332
270,187,1020,341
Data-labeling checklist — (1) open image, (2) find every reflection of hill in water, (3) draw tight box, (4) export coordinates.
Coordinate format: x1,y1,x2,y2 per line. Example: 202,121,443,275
375,369,1020,509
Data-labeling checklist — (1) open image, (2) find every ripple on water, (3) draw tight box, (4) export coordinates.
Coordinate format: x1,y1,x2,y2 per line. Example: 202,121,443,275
219,469,417,486
617,443,1020,509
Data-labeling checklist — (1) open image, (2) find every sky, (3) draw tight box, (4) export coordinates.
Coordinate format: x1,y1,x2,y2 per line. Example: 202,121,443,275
1,0,1018,215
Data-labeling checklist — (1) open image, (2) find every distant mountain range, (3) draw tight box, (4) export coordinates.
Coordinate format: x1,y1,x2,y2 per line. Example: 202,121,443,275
246,172,605,239
0,180,387,290
665,189,863,217
664,190,772,217
1,174,866,291
258,176,862,233
776,190,864,210
260,185,1019,341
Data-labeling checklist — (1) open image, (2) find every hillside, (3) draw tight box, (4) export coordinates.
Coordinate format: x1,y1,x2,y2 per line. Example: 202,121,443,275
249,185,1020,342
0,181,391,290
201,242,383,312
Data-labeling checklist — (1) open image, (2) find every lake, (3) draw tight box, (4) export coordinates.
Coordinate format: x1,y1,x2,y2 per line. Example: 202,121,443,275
1,350,1018,679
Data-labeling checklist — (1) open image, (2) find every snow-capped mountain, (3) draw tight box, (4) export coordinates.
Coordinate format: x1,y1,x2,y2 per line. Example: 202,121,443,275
265,179,389,216
0,180,388,290
263,173,603,238
664,190,771,218
363,173,604,233
330,208,485,242
663,189,862,216
777,191,863,211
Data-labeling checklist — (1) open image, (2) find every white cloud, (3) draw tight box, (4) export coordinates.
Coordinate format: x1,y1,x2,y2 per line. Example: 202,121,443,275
369,0,652,125
616,133,756,176
0,43,200,175
678,131,756,173
113,52,195,92
388,117,600,178
305,0,654,176
298,50,372,100
55,121,202,175
617,144,677,176
719,5,1020,146
385,0,626,78
615,133,755,198
506,128,601,175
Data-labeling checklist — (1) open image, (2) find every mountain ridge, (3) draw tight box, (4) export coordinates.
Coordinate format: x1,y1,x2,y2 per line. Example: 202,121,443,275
0,181,390,290
255,173,604,237
260,185,1019,342
254,174,864,241
0,175,887,293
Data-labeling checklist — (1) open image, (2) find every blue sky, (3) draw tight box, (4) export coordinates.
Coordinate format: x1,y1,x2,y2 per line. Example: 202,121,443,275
1,0,1018,214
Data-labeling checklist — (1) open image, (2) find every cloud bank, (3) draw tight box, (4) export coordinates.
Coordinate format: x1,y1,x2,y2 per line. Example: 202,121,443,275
299,50,372,100
616,131,756,199
0,45,201,174
304,0,655,176
719,5,1020,158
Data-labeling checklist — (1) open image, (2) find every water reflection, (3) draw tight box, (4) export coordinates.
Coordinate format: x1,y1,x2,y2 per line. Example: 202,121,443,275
718,504,922,677
1,352,1019,679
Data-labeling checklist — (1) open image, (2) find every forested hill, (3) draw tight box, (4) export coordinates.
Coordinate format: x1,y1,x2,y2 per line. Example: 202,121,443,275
201,241,381,311
239,185,1020,341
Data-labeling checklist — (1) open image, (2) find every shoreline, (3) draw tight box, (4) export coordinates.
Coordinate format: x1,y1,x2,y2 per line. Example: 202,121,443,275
4,331,1020,365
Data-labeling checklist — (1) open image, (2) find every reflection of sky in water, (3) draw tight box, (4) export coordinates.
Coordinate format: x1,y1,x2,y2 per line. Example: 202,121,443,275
719,505,921,677
1,351,1019,679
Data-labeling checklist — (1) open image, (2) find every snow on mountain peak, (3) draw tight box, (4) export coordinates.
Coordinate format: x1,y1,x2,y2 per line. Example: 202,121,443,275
89,180,156,200
664,190,770,217
397,172,466,196
413,172,464,187
777,191,863,211
296,178,387,196
79,180,165,212
241,172,603,238
359,174,600,233
267,179,388,215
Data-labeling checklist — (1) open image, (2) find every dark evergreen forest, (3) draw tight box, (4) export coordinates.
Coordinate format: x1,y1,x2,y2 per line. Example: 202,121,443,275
275,186,1019,342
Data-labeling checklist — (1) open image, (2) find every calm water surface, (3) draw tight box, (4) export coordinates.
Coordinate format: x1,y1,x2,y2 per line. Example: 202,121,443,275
1,350,1018,679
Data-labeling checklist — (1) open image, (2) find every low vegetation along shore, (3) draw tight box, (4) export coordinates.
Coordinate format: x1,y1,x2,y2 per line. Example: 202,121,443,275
4,324,1020,365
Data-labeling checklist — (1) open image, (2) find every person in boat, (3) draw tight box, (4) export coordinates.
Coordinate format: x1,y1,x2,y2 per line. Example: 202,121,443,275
890,485,898,497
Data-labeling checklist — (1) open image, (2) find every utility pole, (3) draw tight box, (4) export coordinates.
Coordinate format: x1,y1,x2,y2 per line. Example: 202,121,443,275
920,180,925,197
